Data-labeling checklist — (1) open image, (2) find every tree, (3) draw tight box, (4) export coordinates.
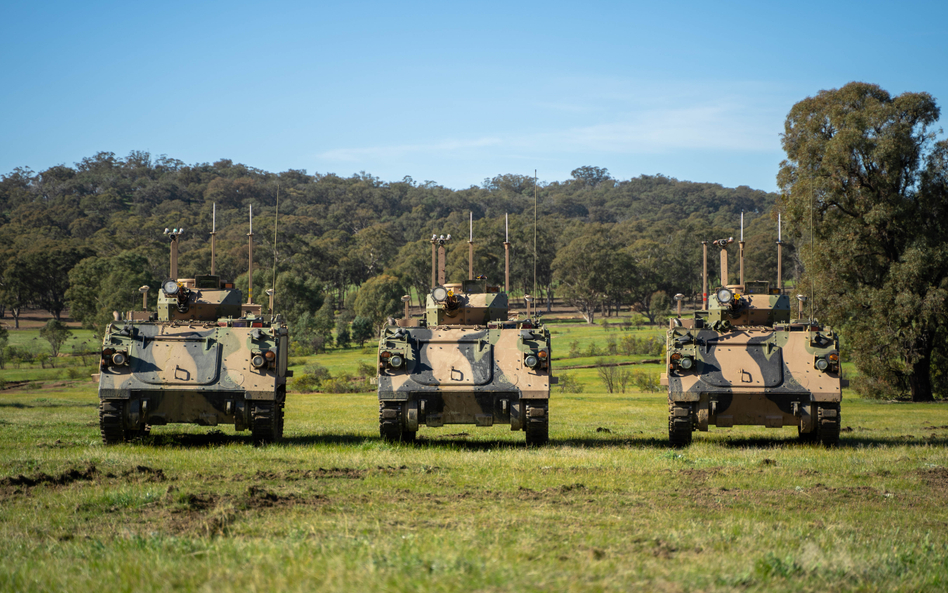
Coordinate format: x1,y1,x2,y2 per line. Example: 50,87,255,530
571,166,612,188
0,256,33,329
21,245,93,319
353,274,405,330
312,300,336,348
777,82,948,402
270,270,324,324
65,252,157,336
40,319,72,357
0,323,8,369
391,239,433,307
350,316,375,347
552,228,630,323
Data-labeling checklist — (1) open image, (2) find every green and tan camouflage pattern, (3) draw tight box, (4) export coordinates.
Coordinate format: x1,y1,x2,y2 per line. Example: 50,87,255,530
97,275,288,431
662,281,842,433
378,280,551,432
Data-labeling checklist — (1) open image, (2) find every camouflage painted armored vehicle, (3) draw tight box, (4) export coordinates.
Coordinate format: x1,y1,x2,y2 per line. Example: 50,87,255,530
661,233,842,446
97,219,290,445
376,232,553,445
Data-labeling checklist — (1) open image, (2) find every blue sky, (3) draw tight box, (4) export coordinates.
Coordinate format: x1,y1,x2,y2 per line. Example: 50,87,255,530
2,0,946,192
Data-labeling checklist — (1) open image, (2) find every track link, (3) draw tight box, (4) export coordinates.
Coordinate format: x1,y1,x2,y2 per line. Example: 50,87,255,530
252,402,283,446
379,402,415,443
668,402,693,447
524,403,549,446
817,403,841,447
99,400,126,444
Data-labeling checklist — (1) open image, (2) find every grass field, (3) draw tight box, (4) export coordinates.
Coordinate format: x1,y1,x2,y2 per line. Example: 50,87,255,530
1,321,946,592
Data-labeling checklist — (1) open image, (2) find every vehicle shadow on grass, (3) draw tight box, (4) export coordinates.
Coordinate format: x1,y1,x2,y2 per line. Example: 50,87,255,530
142,431,372,448
132,430,948,450
696,433,948,449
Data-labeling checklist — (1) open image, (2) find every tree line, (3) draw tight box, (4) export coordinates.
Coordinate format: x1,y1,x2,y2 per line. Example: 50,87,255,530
0,155,786,336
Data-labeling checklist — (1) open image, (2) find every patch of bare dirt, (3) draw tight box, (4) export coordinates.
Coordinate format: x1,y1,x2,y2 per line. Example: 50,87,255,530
668,467,730,484
1,464,167,498
916,467,948,492
1,463,99,488
246,467,367,481
156,484,329,536
652,538,678,559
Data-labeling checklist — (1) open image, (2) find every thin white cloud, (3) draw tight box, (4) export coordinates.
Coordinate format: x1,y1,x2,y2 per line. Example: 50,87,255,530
314,81,787,165
316,137,504,162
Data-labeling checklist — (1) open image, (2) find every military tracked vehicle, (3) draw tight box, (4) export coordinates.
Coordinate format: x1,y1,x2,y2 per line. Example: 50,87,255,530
376,228,553,445
661,229,843,446
97,212,290,445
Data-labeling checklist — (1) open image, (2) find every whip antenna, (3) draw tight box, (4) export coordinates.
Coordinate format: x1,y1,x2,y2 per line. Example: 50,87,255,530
271,183,280,315
533,169,538,315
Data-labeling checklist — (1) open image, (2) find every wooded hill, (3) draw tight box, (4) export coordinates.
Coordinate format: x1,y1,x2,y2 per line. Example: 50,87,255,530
0,151,791,336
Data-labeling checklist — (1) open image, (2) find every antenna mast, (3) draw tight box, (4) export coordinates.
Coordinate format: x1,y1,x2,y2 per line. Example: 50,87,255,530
247,205,254,305
777,212,783,295
165,227,183,280
739,211,745,286
702,240,708,310
533,169,538,316
210,203,216,276
271,184,279,314
468,211,474,280
504,213,510,294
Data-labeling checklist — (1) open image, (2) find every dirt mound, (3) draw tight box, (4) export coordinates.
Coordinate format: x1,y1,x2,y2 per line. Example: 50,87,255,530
1,463,99,488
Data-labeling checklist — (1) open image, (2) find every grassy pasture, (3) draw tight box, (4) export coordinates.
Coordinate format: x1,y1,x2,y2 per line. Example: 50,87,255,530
1,321,947,592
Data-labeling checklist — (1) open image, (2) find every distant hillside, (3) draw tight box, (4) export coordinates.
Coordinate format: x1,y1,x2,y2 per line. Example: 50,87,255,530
0,151,790,328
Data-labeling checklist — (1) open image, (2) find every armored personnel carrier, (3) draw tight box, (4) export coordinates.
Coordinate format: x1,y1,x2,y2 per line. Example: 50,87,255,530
376,230,553,445
97,216,290,445
661,231,842,446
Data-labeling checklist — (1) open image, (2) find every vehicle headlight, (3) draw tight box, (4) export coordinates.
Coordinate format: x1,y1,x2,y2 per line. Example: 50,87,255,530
525,355,539,368
111,352,127,366
716,288,733,304
432,286,448,302
390,355,404,368
251,354,267,368
680,357,694,370
815,357,829,371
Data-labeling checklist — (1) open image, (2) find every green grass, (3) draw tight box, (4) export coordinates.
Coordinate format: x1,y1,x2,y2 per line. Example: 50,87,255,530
2,382,948,592
1,319,944,591
3,328,99,353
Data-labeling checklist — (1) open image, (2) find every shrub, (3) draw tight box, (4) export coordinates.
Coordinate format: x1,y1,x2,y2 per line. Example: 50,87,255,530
851,374,900,400
356,361,375,378
605,335,618,356
557,372,584,394
632,370,661,393
290,374,321,393
597,359,619,393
